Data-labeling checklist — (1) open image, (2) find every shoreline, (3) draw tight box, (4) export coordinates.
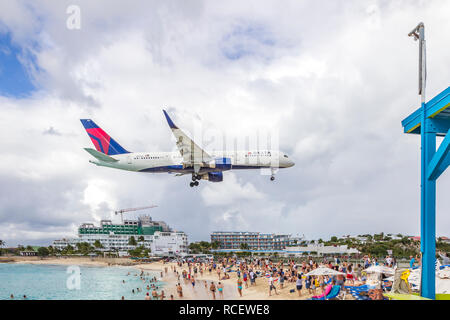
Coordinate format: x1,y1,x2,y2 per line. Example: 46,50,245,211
1,256,137,267
2,257,357,300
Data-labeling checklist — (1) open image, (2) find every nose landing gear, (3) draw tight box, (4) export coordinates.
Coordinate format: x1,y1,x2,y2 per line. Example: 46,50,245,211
270,167,277,181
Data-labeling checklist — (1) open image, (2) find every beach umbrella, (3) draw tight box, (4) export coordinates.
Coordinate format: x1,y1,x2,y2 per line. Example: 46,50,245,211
364,265,394,275
306,267,345,276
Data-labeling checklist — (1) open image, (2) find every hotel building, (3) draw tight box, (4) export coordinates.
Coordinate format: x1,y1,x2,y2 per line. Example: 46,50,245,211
53,215,188,256
210,231,295,251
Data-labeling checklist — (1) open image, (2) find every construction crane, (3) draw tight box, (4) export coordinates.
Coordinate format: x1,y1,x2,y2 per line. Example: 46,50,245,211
114,205,158,223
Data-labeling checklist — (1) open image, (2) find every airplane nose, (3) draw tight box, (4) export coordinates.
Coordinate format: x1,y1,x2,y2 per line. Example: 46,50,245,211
288,160,295,167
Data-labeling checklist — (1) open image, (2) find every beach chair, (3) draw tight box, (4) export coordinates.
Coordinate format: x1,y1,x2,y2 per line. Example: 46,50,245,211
325,285,342,300
344,285,371,300
310,285,341,300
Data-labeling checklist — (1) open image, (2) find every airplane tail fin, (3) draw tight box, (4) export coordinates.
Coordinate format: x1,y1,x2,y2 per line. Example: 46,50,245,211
80,119,130,155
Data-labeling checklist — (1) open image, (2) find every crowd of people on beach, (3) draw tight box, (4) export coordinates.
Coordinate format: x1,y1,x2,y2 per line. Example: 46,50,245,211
6,251,448,300
128,253,431,301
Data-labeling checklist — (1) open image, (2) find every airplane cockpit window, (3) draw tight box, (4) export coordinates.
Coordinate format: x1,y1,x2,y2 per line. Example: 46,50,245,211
284,155,289,158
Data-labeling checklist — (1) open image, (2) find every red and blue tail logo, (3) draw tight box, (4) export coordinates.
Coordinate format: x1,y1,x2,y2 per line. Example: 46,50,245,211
80,119,130,155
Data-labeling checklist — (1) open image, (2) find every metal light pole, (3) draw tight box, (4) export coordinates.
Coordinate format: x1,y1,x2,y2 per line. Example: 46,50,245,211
408,22,436,299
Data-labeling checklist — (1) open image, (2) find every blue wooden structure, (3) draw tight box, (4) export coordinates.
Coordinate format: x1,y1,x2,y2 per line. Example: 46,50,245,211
402,87,450,300
401,23,450,300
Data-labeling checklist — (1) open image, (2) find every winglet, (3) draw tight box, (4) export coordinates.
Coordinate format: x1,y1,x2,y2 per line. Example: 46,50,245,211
163,110,178,129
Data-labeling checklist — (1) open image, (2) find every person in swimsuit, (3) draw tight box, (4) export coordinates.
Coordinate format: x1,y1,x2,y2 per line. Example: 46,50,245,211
237,277,243,297
210,282,216,300
218,282,224,298
305,276,312,294
176,283,183,298
296,275,303,297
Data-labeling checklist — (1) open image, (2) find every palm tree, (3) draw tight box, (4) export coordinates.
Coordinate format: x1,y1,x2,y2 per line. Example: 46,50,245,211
128,236,137,246
240,243,249,250
0,240,4,256
211,241,220,250
93,240,103,249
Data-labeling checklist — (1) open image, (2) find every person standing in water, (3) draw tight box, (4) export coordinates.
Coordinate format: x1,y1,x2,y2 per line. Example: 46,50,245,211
152,288,158,300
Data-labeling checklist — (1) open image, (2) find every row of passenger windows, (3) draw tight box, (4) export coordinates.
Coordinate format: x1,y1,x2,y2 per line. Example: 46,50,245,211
134,156,165,160
245,154,272,157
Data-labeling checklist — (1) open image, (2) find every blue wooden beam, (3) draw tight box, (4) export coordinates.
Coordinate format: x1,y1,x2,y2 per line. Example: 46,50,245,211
428,119,450,136
401,87,450,134
428,128,450,180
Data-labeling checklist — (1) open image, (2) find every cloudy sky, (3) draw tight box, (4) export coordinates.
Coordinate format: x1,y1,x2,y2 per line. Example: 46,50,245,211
0,0,449,246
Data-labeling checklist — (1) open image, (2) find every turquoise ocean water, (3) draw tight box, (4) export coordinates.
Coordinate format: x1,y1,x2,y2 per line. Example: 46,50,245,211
0,263,163,300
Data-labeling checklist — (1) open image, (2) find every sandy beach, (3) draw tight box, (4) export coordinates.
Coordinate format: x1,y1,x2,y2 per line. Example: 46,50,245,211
134,261,355,300
2,256,134,267
2,256,355,300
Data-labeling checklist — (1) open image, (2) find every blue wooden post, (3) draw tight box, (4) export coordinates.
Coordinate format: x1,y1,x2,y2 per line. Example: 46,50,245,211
407,22,436,299
421,104,436,299
402,86,450,300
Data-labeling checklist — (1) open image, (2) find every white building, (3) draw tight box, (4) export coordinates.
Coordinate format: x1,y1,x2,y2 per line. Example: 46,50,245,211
283,243,360,257
52,216,188,256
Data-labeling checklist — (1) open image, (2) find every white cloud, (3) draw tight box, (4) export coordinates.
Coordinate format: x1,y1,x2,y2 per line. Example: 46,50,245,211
0,0,450,246
201,172,264,206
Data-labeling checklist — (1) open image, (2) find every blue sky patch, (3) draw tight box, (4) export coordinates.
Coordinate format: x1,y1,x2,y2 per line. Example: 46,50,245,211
0,32,37,98
221,22,276,61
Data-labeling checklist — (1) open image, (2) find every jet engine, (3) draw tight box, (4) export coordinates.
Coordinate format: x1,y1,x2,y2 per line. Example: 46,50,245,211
201,171,223,182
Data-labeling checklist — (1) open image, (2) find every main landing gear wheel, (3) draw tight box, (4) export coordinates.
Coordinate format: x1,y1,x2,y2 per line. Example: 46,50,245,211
270,176,275,181
189,181,200,187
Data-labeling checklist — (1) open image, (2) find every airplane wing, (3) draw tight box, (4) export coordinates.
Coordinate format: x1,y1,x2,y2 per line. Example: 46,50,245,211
163,110,212,167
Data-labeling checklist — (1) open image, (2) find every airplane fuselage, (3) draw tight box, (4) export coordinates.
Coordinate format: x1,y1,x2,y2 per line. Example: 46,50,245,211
89,150,294,175
81,112,295,186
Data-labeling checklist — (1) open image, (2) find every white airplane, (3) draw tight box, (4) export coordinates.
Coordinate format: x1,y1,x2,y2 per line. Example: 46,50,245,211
80,110,295,187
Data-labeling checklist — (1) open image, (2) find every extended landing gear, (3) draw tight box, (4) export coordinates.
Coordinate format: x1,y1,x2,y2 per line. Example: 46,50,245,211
190,174,200,187
270,167,276,181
